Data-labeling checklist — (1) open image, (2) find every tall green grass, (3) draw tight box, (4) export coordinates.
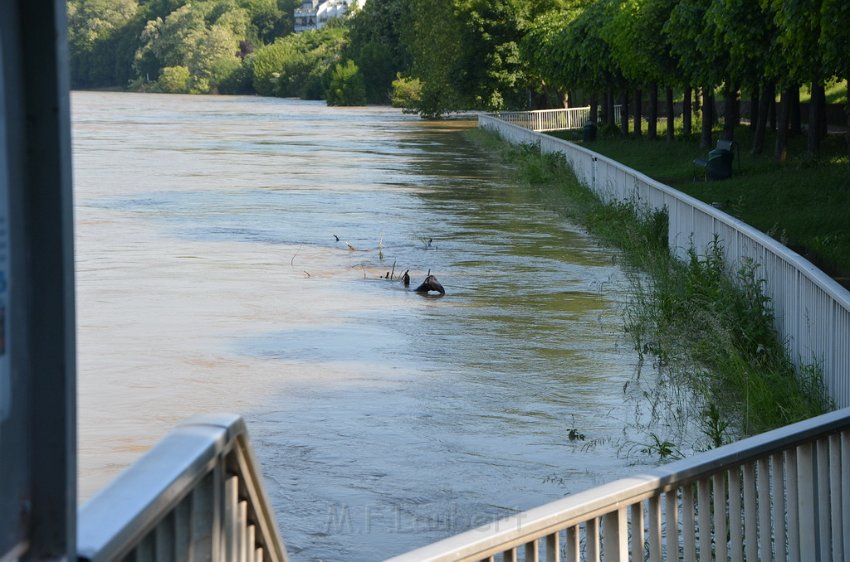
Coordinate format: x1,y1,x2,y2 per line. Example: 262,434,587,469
466,128,832,453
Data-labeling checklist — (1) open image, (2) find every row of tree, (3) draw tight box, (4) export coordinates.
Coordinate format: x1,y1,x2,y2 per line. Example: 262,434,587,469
515,0,850,159
67,0,298,93
352,0,848,160
68,0,849,160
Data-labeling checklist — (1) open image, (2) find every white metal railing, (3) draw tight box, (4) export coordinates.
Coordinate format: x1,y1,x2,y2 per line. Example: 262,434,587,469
493,106,622,133
478,114,850,410
77,414,288,562
494,108,591,132
386,406,850,561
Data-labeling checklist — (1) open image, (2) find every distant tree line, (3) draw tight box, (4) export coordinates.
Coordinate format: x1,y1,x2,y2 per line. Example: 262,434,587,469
68,0,849,160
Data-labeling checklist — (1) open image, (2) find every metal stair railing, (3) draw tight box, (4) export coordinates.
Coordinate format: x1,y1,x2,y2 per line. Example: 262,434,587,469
386,407,850,562
77,414,288,562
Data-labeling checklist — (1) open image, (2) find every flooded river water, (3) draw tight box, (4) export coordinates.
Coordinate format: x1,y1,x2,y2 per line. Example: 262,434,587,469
73,92,646,561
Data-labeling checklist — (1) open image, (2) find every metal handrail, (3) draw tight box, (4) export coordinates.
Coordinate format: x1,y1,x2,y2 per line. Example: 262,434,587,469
77,414,288,562
385,407,850,561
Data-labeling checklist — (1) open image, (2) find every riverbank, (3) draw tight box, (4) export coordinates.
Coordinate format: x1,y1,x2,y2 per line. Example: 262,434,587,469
466,127,833,455
551,125,850,287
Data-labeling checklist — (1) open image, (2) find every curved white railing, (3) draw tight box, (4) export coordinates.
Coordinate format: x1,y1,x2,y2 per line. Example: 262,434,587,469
494,108,592,132
386,406,850,561
479,114,850,410
77,414,288,562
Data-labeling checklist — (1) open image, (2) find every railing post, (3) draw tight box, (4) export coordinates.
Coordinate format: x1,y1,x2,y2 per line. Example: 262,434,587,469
630,502,644,561
843,431,850,562
564,526,578,562
816,439,831,559
757,457,772,562
648,495,662,562
712,473,728,562
602,509,627,562
546,531,560,562
664,491,678,562
828,434,843,562
797,442,818,560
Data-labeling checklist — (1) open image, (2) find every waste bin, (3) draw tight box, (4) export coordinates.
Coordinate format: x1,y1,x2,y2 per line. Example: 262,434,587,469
582,122,597,142
707,148,732,180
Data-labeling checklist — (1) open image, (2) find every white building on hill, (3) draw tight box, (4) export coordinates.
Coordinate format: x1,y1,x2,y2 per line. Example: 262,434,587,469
294,0,366,32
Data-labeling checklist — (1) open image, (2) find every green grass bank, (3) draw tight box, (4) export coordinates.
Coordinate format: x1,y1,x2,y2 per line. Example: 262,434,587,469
465,127,833,455
551,123,850,287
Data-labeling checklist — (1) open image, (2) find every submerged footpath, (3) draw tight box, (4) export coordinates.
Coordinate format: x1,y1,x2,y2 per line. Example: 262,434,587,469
466,124,834,458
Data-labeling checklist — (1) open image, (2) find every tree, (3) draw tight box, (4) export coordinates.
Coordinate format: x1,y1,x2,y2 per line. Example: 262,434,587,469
67,0,141,87
250,24,349,99
770,0,828,155
522,1,621,122
453,0,530,111
347,0,411,104
705,1,778,154
157,65,191,92
604,0,677,140
326,60,368,105
819,0,850,166
402,0,467,117
665,0,724,148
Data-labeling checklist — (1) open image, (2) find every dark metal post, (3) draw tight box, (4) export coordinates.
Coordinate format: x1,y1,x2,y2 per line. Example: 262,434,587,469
0,0,77,560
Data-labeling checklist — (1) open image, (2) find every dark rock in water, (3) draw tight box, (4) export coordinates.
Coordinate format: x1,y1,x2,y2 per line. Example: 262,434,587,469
414,274,445,295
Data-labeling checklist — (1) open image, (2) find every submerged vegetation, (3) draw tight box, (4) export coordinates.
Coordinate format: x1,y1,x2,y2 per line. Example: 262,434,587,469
466,128,832,456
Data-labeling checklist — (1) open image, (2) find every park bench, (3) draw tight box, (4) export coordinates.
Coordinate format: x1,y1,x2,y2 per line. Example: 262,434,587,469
693,139,739,181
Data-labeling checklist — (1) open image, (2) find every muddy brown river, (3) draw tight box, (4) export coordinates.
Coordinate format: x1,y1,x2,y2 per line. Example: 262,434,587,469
72,91,646,561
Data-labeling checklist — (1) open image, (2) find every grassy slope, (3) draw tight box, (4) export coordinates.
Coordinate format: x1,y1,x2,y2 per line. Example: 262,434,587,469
553,123,850,284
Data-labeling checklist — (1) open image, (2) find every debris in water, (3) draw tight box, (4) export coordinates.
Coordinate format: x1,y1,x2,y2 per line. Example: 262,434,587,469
414,274,445,296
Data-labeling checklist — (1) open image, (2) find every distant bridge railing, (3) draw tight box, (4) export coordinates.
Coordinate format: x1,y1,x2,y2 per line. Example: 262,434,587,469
478,114,850,410
77,414,288,562
386,406,850,562
493,107,621,132
494,108,591,132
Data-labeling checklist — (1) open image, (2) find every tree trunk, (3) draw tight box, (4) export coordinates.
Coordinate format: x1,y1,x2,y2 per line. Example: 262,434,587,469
601,90,609,125
683,85,692,136
620,91,629,136
606,89,616,128
665,86,674,141
752,81,773,155
817,84,828,139
648,83,658,140
808,81,824,154
589,92,598,125
701,87,713,149
769,91,777,131
750,83,759,130
634,88,643,138
722,83,736,140
775,87,791,162
790,87,801,135
846,75,850,170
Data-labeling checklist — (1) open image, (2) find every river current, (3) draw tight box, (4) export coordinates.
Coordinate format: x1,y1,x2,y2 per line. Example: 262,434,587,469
73,92,646,561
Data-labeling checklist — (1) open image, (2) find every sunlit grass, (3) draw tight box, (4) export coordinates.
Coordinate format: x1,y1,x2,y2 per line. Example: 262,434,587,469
553,121,850,284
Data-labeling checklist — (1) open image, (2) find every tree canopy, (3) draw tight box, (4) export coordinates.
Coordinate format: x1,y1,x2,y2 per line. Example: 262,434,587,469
68,0,850,161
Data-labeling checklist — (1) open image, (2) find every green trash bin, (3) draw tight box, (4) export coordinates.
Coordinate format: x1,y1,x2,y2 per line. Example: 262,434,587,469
707,148,732,180
583,122,597,142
